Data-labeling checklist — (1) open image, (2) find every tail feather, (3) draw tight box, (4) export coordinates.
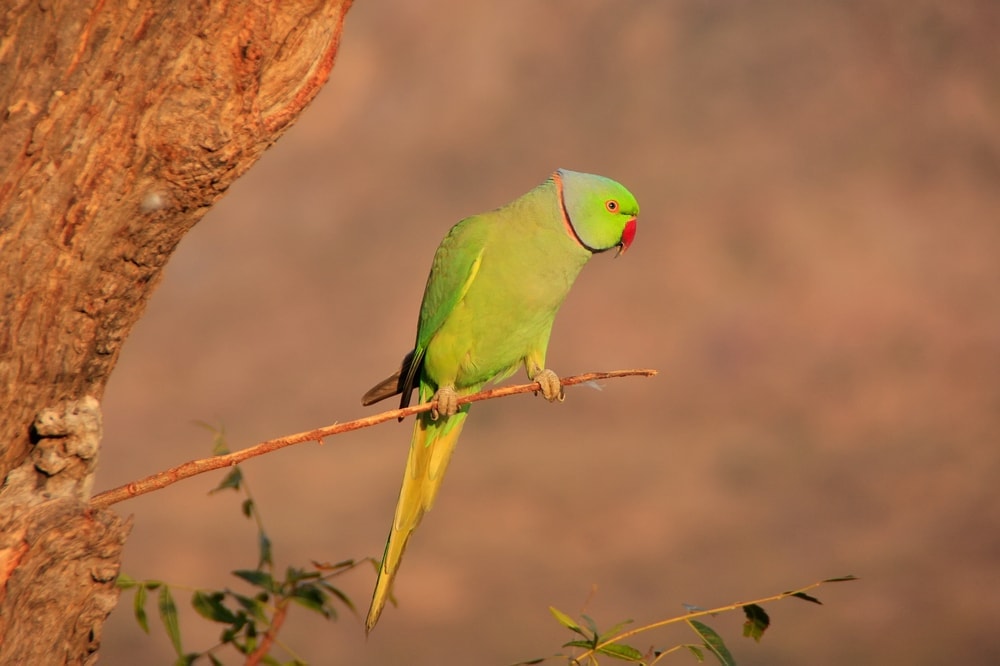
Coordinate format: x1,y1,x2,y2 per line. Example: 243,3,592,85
366,408,468,633
361,350,419,407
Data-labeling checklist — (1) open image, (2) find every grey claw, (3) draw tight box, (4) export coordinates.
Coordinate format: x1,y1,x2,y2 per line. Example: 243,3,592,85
534,369,563,403
431,385,459,418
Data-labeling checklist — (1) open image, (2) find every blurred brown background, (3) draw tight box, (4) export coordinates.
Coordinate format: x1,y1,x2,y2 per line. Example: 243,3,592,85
99,1,1000,664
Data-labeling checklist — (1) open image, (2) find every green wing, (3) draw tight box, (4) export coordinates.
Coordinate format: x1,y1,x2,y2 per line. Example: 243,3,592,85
400,216,490,400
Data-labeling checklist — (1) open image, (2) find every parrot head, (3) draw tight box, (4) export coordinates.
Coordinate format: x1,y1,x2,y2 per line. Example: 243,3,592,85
556,168,639,256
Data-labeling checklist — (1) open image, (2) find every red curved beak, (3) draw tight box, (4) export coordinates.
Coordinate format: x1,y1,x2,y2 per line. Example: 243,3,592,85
617,217,637,257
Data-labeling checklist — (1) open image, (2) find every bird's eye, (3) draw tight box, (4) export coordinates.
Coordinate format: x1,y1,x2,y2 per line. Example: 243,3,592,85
605,199,619,212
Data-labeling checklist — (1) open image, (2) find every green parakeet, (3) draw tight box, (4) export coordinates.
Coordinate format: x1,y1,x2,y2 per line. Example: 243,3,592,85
361,168,639,632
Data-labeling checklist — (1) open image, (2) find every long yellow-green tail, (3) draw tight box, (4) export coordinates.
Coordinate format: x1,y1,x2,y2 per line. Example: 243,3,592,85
366,408,468,633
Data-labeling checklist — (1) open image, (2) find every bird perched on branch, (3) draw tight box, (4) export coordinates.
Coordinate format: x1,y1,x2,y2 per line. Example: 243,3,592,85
361,168,639,632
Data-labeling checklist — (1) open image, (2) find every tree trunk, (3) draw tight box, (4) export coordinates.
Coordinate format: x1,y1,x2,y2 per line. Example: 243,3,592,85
0,1,353,661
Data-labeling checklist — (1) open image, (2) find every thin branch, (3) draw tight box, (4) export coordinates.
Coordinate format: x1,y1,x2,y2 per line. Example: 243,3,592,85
245,597,290,666
90,368,657,509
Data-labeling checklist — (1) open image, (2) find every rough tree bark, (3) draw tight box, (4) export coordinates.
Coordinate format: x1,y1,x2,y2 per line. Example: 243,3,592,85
0,1,353,662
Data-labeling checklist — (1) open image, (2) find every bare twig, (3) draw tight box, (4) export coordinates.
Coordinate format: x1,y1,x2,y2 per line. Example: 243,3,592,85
90,368,657,509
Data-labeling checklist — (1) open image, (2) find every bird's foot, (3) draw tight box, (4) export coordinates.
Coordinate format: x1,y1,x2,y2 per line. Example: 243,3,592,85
533,369,565,403
430,385,459,420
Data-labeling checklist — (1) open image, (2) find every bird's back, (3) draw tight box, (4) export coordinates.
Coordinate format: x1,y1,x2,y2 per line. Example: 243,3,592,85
419,179,591,391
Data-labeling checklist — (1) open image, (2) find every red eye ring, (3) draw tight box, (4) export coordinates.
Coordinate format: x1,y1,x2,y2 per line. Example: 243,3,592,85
605,199,619,212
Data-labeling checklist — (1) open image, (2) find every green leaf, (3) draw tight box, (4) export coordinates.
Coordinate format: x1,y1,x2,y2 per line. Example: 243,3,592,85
597,619,634,644
134,583,150,633
742,603,770,642
688,620,735,666
291,584,333,618
286,566,320,584
211,467,243,494
549,606,588,637
245,620,258,652
597,642,646,661
212,431,228,456
785,576,857,604
313,558,358,574
234,569,277,593
563,640,595,650
685,644,706,662
117,572,138,589
192,590,238,624
318,580,356,612
158,586,184,656
789,591,822,605
232,592,269,622
207,654,225,666
258,531,273,568
220,612,249,644
242,498,254,518
195,421,229,455
581,613,599,635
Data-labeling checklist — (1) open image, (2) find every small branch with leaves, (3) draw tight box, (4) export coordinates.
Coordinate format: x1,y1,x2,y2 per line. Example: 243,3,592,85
90,368,657,509
117,426,367,665
517,575,858,666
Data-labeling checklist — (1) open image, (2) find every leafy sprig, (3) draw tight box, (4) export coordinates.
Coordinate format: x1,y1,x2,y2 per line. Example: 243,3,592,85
117,424,367,665
516,576,857,665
